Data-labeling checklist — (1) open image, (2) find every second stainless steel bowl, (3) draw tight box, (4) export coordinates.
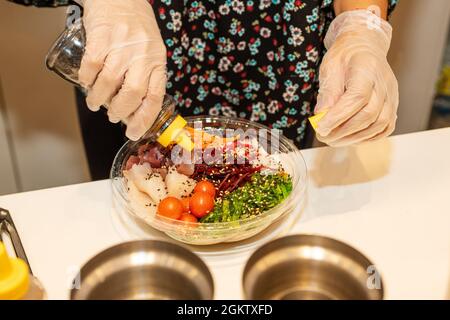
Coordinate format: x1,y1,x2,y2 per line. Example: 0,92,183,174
243,235,383,300
71,240,214,300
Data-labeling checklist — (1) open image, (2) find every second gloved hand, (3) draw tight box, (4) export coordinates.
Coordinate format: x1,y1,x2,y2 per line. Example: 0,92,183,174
78,0,167,141
315,10,399,147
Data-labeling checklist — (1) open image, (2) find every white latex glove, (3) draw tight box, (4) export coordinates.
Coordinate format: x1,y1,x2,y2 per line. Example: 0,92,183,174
78,0,167,141
314,10,399,147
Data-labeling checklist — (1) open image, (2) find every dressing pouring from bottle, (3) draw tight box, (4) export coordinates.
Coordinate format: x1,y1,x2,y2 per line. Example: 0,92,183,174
46,19,194,151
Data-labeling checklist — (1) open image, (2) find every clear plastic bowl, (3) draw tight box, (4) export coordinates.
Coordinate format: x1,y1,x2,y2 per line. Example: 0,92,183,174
110,116,307,245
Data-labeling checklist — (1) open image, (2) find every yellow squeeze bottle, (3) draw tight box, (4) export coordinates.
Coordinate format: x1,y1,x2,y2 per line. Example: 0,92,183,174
0,242,46,300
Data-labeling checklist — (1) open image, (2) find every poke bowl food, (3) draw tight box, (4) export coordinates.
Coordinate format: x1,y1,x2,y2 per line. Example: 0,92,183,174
111,117,307,245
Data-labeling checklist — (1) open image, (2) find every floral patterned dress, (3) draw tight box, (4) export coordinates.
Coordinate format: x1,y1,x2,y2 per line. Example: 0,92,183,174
11,0,398,148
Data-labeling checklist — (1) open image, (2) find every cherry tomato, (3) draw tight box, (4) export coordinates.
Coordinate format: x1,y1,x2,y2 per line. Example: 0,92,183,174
157,197,183,220
194,180,216,198
180,213,198,223
181,198,191,213
190,192,215,218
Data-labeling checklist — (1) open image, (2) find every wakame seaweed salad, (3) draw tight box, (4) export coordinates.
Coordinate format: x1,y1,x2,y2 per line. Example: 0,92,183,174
201,172,293,223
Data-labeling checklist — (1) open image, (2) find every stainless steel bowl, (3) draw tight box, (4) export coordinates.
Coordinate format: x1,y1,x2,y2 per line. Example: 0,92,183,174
71,240,214,300
243,235,383,300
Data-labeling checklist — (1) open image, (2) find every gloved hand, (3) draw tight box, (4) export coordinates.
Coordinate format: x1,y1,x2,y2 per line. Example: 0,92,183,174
78,0,167,141
314,10,399,147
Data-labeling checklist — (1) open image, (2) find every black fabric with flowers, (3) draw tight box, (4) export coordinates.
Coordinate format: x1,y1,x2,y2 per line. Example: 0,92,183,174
8,0,73,6
9,0,397,147
155,0,397,147
158,0,333,147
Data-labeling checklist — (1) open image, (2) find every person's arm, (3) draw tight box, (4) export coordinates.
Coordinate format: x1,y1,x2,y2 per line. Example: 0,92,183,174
7,0,74,7
78,0,167,141
8,0,166,141
314,0,399,147
334,0,389,19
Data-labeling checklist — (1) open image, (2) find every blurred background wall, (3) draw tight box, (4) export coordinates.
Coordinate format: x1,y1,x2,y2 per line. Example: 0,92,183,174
388,0,450,134
0,0,449,195
0,2,90,195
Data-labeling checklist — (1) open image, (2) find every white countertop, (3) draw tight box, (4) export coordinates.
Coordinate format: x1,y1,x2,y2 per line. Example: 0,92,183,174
1,128,450,300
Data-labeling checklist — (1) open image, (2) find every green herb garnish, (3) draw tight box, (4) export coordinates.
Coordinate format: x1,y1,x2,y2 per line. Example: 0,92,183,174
201,172,293,223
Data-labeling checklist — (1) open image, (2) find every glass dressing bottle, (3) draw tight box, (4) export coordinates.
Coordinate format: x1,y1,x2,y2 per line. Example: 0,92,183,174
46,19,194,151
